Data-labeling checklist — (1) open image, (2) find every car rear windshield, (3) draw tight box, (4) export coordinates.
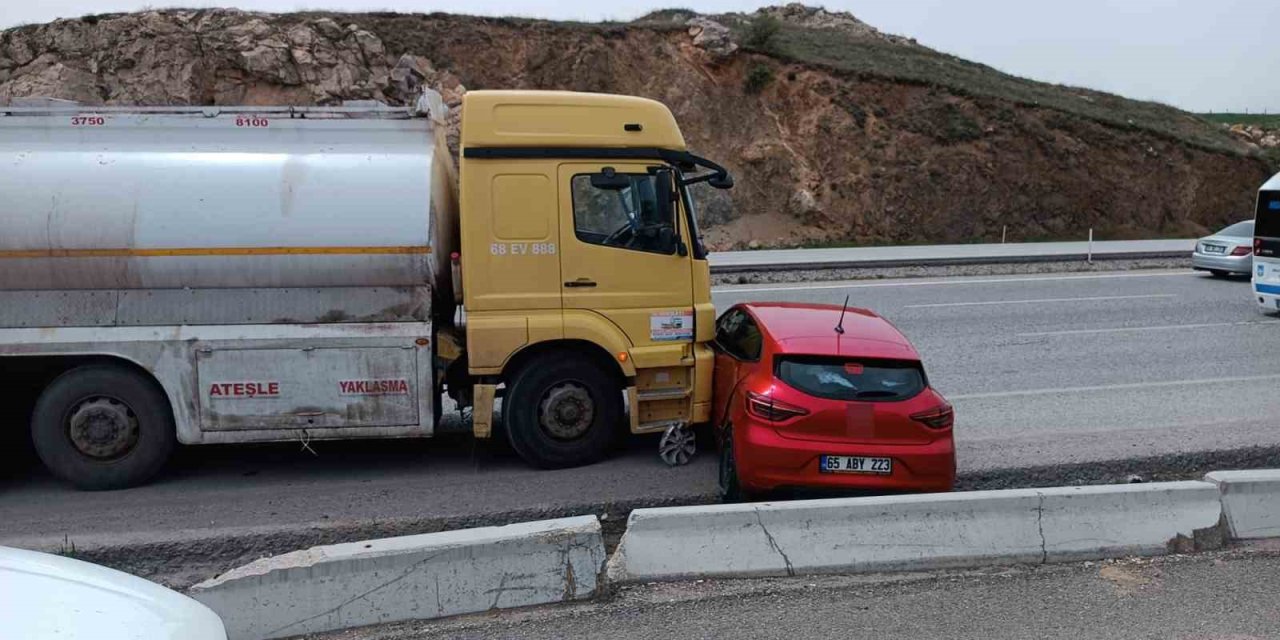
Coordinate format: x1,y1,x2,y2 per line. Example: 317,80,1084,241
1219,221,1254,237
1257,191,1280,239
775,356,926,402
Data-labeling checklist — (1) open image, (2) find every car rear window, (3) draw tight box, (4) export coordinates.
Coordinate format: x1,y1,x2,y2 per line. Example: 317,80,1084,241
775,356,926,402
1219,221,1254,237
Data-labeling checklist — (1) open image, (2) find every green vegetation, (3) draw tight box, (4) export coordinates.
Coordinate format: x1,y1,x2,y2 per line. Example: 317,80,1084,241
726,21,1249,156
744,64,774,94
742,14,781,52
1199,113,1280,127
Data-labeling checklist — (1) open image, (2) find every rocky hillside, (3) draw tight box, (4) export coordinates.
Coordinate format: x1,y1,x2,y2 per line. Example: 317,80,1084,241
1,5,1273,249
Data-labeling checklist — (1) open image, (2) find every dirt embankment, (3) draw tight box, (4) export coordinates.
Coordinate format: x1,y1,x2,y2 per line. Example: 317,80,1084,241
0,7,1272,249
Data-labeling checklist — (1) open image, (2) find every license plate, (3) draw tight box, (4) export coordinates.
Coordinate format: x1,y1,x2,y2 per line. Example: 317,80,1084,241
820,455,892,475
1204,245,1226,254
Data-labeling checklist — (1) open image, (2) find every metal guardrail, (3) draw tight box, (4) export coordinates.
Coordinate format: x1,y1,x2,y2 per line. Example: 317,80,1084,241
707,239,1196,274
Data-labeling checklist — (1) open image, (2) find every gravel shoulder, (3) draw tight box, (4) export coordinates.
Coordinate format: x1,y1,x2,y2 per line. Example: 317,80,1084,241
304,540,1280,640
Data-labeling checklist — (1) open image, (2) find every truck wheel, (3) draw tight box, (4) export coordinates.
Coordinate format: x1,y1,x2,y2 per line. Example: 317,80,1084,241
504,356,621,469
30,365,176,490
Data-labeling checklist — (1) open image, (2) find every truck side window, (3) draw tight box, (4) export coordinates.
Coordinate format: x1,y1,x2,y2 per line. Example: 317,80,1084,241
571,173,677,254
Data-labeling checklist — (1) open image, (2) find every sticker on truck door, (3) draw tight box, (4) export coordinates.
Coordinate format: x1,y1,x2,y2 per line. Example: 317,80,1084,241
650,311,694,342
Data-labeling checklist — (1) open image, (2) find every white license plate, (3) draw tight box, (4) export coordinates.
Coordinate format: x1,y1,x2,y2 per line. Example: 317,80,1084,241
820,455,892,475
1205,245,1226,254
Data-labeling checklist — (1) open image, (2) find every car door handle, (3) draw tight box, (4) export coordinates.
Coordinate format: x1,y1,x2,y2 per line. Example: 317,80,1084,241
564,278,597,288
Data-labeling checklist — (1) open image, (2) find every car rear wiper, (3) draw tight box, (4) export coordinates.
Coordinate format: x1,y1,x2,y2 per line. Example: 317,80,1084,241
853,390,900,399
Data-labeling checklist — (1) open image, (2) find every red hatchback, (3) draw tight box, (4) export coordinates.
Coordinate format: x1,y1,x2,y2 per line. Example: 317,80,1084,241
711,302,955,500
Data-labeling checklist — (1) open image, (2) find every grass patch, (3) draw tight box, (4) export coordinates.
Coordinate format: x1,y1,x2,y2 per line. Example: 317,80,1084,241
729,22,1248,156
743,64,774,94
742,13,781,52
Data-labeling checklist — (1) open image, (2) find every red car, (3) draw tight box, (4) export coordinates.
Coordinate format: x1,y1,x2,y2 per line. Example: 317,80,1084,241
711,302,955,500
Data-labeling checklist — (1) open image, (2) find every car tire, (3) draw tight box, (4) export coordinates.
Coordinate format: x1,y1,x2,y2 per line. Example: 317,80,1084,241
717,424,750,503
504,355,621,469
31,365,176,490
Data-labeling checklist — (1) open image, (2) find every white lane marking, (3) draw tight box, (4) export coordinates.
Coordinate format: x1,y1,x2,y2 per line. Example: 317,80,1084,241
1018,319,1280,337
712,270,1194,294
903,294,1177,309
950,373,1280,401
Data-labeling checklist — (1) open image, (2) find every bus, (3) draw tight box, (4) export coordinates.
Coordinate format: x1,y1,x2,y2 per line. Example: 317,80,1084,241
1253,172,1280,313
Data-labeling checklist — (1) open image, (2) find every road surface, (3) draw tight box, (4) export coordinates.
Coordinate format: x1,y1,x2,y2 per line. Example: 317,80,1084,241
319,542,1280,640
2,269,1278,576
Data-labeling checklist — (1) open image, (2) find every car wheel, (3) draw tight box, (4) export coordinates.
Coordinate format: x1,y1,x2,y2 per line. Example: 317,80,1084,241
717,424,749,503
30,365,176,490
504,355,621,469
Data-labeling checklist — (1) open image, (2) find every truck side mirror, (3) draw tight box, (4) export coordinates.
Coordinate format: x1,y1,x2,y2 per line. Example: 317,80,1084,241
708,173,734,189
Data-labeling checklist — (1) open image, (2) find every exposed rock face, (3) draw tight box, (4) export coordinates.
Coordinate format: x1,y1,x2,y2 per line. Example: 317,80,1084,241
756,3,918,46
685,17,738,59
1227,123,1280,149
0,8,1271,249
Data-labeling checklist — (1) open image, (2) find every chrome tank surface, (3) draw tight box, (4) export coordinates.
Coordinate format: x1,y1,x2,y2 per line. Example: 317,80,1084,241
0,105,447,290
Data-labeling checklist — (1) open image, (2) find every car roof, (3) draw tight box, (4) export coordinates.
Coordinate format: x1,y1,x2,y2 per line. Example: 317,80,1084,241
740,302,920,360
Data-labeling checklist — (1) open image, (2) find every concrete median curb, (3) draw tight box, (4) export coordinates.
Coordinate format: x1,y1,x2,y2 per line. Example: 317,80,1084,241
1205,469,1280,540
606,481,1224,583
708,239,1194,273
190,515,605,640
178,472,1278,638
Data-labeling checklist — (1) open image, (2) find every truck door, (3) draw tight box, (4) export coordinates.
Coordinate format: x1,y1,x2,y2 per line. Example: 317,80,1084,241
558,163,694,342
558,163,696,429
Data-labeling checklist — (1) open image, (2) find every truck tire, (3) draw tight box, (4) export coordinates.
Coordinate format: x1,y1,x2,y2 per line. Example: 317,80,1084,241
30,365,176,490
504,356,621,469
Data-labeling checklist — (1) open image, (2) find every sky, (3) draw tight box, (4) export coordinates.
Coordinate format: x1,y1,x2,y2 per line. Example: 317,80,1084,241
1,0,1276,113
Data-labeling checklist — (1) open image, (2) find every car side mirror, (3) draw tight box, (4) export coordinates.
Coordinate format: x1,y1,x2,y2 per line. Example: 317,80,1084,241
590,167,631,190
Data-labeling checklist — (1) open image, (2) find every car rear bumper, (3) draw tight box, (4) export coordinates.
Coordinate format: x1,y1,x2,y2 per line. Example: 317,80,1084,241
736,422,955,493
1191,251,1251,273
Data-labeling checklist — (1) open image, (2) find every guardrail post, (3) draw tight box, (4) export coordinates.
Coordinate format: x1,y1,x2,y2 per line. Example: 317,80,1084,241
1088,228,1094,264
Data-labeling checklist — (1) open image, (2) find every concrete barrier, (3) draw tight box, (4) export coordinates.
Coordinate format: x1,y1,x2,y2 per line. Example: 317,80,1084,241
607,481,1222,583
1205,469,1280,540
191,516,605,640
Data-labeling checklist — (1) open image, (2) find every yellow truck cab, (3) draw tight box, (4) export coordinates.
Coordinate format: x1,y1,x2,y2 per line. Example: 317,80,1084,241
454,90,734,468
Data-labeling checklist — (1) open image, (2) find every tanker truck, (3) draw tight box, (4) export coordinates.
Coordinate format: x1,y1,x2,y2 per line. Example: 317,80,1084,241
0,90,734,489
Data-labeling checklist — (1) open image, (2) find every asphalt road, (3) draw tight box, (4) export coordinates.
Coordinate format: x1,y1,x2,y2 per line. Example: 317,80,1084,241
3,268,1279,569
324,543,1280,640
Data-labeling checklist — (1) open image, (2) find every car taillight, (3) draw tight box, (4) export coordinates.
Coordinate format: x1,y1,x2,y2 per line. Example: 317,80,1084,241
910,402,954,430
746,391,809,422
1232,246,1252,256
1256,238,1263,255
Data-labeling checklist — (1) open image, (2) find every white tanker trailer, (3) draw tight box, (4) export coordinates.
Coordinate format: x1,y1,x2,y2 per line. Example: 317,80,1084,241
0,90,734,489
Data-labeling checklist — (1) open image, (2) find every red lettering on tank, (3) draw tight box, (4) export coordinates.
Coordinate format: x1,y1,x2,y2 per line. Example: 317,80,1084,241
208,381,281,399
339,378,410,396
